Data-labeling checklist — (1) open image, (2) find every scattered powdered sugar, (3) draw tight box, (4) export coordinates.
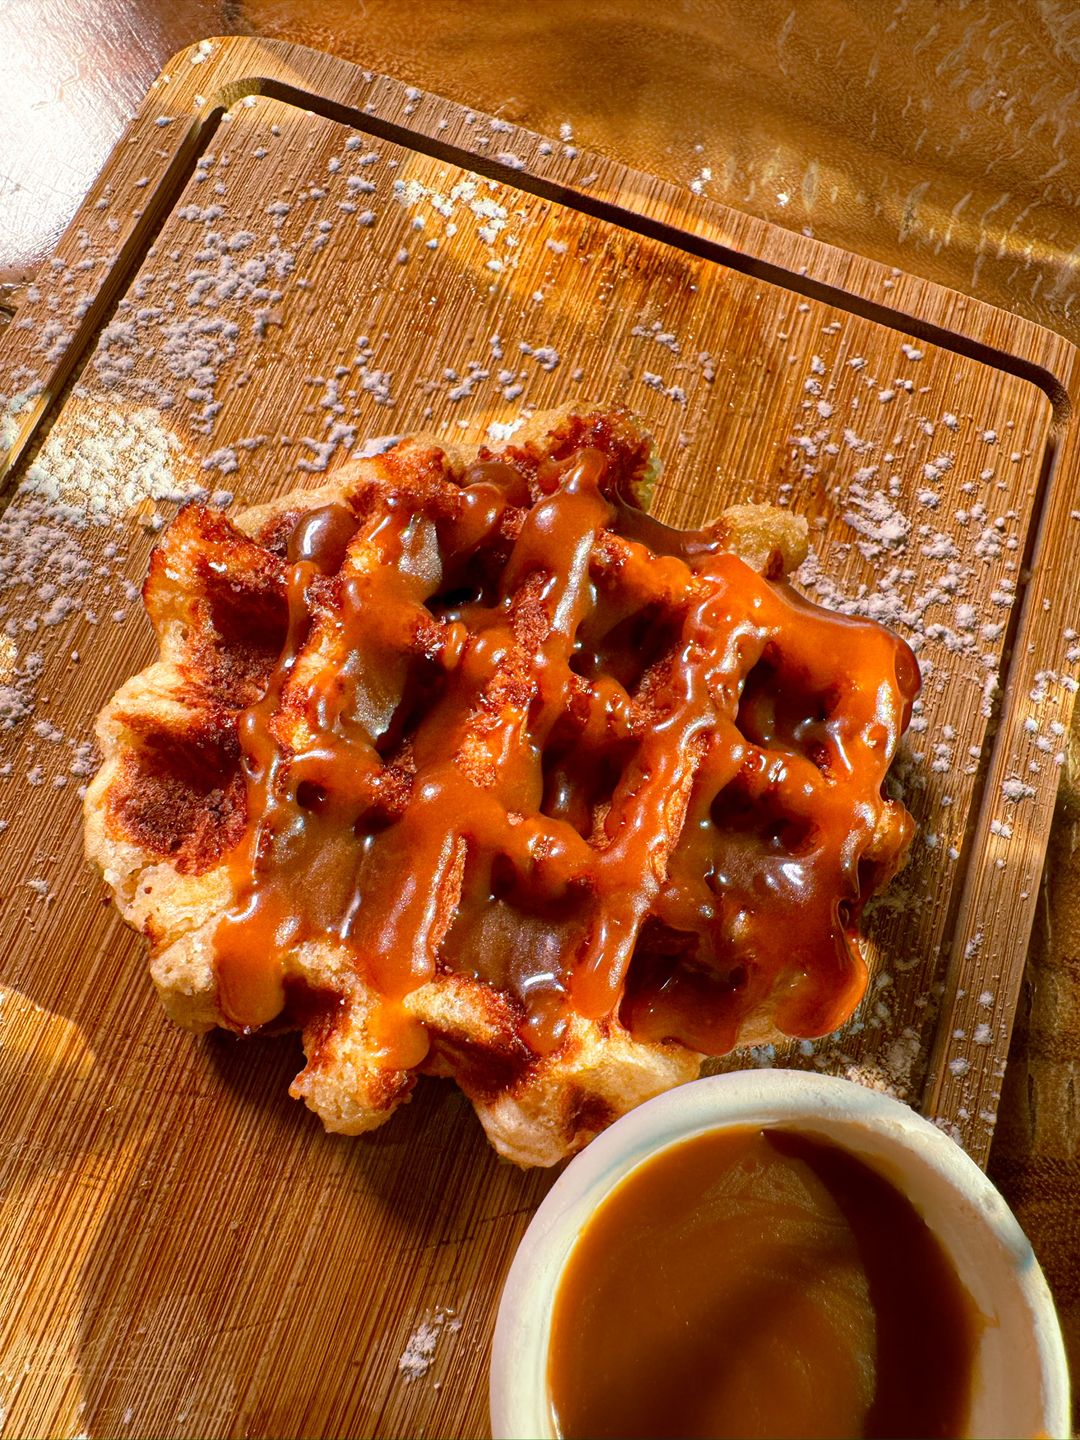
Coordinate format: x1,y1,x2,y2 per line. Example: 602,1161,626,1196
789,342,1027,741
397,1307,462,1381
0,398,219,780
641,370,687,405
488,418,525,446
1001,776,1036,803
392,174,518,258
21,405,192,518
631,319,680,354
91,210,294,433
519,341,560,372
841,485,911,557
844,1025,922,1100
0,649,43,731
0,384,42,455
779,328,1054,1126
355,433,402,459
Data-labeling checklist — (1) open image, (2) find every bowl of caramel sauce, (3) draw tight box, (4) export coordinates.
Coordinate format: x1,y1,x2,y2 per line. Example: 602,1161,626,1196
490,1071,1069,1439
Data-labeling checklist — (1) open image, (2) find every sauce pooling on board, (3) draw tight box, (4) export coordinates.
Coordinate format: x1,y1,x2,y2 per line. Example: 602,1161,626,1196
548,1126,981,1440
212,439,919,1062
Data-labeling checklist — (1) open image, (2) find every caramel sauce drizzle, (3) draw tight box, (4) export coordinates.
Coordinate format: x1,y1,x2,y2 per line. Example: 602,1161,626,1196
213,448,919,1067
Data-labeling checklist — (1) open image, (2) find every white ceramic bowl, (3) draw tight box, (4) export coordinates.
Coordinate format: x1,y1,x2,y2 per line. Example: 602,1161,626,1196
490,1070,1070,1439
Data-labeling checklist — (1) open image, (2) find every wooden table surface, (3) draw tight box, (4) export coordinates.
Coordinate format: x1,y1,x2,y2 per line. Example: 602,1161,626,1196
3,0,1078,1427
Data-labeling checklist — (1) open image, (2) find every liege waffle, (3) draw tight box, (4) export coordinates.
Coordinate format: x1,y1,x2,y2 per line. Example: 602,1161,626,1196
85,406,919,1166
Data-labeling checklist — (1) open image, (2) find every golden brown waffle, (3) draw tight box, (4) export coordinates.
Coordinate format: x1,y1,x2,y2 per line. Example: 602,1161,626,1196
85,406,919,1166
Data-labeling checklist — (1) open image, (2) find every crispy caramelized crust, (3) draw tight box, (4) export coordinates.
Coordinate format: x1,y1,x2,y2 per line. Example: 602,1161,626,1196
85,406,918,1166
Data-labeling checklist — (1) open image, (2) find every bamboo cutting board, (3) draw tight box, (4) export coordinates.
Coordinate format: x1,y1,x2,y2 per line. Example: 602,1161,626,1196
0,37,1078,1440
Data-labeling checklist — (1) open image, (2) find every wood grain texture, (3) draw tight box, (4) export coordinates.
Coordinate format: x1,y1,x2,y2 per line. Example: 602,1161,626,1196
13,1,1080,344
238,0,1080,344
991,730,1080,1417
0,0,227,286
0,37,1077,1440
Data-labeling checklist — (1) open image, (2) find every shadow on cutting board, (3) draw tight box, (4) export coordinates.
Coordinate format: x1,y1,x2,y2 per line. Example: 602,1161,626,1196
0,829,551,1438
69,1014,556,1439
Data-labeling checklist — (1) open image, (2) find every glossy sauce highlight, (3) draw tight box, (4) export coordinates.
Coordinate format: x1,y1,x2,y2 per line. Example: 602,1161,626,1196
548,1126,981,1440
210,439,918,1064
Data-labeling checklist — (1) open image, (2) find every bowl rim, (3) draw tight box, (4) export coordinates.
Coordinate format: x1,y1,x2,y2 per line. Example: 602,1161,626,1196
489,1069,1071,1440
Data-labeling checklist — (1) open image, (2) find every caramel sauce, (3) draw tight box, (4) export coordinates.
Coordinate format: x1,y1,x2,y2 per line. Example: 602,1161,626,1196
548,1126,981,1440
211,444,919,1063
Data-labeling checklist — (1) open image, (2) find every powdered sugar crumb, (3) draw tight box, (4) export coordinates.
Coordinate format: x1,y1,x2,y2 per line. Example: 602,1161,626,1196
1002,776,1036,803
398,1307,462,1381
